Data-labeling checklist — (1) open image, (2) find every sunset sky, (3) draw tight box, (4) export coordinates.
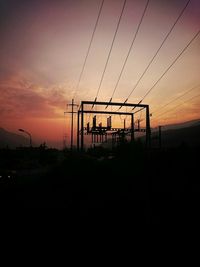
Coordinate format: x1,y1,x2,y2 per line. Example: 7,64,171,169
0,0,200,147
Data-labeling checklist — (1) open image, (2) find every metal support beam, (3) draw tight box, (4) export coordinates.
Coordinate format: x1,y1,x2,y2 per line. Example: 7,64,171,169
146,105,151,148
131,114,134,142
77,111,80,151
71,99,74,150
82,110,133,116
82,100,148,108
77,100,151,150
81,103,84,151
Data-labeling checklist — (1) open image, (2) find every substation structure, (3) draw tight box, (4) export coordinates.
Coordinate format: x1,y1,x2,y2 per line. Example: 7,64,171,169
77,101,151,151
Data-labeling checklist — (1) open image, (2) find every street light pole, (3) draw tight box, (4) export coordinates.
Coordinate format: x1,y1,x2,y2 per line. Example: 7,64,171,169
18,129,32,147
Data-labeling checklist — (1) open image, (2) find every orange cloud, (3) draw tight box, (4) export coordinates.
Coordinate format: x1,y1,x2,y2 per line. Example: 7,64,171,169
0,72,70,119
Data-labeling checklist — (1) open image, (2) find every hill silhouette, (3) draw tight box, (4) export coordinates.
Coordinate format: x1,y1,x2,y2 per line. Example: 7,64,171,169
150,120,200,148
1,118,200,149
0,128,28,148
161,123,200,147
161,118,200,130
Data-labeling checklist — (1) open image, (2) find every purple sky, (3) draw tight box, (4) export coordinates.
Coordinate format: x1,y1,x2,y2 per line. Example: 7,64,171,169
0,0,200,146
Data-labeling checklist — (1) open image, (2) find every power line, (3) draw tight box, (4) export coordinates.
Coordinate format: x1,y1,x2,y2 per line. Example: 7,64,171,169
106,0,150,108
153,92,200,120
133,29,200,108
152,84,200,115
94,0,127,102
73,0,105,99
125,0,191,102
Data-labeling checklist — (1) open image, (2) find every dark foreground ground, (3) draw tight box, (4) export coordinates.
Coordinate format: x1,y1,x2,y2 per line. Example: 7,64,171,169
0,142,199,224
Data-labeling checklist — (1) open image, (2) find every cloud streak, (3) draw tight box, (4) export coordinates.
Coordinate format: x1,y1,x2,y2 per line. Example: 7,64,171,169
0,0,199,144
0,71,70,119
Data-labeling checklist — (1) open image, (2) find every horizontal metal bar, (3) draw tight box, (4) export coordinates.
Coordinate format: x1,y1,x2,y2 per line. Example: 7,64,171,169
78,110,133,115
84,127,131,131
81,101,148,108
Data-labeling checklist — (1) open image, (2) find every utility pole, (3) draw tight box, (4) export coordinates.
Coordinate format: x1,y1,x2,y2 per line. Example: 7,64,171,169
64,99,78,150
124,118,126,129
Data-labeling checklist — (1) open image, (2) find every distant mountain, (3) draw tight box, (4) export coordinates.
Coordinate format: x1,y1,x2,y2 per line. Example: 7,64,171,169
161,119,200,131
1,118,200,150
0,128,29,148
151,122,200,148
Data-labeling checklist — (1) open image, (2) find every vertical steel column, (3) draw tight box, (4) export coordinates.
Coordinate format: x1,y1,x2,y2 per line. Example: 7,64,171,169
146,105,151,148
77,110,80,151
131,114,134,142
81,102,84,151
71,99,74,150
